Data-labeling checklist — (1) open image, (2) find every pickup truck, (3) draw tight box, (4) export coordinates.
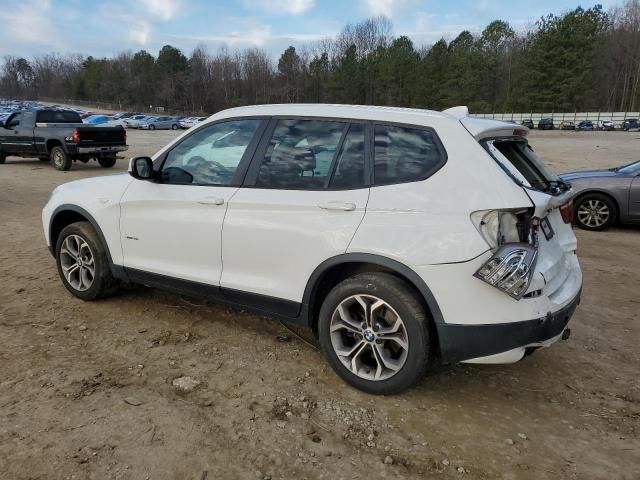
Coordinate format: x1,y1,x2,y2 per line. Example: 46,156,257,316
0,109,128,171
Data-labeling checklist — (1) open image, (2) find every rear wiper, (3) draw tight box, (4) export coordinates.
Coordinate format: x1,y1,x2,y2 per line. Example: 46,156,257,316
537,179,571,194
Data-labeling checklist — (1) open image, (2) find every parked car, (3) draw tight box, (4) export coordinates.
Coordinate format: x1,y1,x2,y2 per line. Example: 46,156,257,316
139,116,180,130
0,109,127,171
598,119,616,131
577,120,594,131
622,118,640,131
561,159,640,230
179,116,207,129
84,115,110,125
538,118,554,130
42,104,582,394
559,121,575,130
521,119,534,129
124,115,150,129
113,112,139,120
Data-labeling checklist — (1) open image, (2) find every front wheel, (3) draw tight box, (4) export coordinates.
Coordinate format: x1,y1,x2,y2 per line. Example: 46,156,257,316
98,156,117,168
149,124,155,130
50,146,71,171
171,124,178,130
574,193,617,231
55,221,118,300
318,273,433,394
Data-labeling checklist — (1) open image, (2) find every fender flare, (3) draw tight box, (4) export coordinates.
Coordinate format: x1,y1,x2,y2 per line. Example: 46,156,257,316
301,253,445,326
49,204,127,279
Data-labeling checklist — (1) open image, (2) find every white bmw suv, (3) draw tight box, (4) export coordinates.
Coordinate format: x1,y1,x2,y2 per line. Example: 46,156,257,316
43,104,582,394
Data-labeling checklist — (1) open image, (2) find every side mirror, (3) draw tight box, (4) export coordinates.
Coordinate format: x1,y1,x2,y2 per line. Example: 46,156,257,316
129,156,154,181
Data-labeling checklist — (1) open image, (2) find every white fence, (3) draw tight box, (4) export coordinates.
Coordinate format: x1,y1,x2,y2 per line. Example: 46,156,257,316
471,112,639,123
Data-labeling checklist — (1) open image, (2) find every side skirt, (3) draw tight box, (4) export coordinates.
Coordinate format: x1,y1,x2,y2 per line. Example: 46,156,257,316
125,268,308,327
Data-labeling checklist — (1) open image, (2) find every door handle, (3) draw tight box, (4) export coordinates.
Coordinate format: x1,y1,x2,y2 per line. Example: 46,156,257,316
197,196,225,205
318,201,356,212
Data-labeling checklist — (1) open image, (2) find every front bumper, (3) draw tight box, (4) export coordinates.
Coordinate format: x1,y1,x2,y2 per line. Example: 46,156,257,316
436,289,581,363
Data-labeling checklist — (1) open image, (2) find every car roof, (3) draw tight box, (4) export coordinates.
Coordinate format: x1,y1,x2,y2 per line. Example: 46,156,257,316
209,103,458,127
205,103,527,141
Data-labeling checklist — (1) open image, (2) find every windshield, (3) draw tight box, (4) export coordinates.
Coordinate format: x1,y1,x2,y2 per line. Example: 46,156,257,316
617,160,640,174
483,138,568,195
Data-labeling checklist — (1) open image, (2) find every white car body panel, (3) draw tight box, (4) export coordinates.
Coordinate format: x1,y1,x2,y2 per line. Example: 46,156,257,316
349,120,532,266
119,181,237,285
220,188,369,302
42,174,133,265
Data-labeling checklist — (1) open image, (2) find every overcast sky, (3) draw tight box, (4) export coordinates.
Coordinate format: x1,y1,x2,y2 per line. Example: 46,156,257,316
0,0,620,59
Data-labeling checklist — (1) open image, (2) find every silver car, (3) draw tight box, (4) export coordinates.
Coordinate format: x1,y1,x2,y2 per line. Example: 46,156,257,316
139,116,180,130
561,160,640,230
125,115,149,129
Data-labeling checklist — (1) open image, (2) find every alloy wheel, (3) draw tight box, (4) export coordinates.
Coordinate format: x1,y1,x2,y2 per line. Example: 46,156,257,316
59,234,95,291
329,294,409,381
53,150,65,168
577,199,610,228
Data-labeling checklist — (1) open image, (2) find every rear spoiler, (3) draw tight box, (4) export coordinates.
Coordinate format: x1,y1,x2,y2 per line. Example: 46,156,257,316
442,106,529,140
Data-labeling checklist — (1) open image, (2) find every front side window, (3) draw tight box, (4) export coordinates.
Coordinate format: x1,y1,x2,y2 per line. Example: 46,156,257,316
256,119,347,189
374,125,445,185
161,119,261,186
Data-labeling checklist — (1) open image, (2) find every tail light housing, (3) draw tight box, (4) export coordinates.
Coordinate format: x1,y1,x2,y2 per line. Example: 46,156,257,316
474,243,538,300
559,201,574,224
72,128,80,144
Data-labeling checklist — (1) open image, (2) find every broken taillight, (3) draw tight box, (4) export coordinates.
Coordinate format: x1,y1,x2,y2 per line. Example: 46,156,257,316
559,201,574,224
474,243,538,300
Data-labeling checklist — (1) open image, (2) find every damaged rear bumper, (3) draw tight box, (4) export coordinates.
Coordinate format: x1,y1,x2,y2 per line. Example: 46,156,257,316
436,289,581,364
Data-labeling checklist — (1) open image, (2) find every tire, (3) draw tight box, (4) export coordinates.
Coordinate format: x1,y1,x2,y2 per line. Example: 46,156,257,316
98,156,117,168
574,193,617,231
50,146,71,171
55,221,119,300
149,124,155,130
0,152,5,164
171,124,178,130
318,272,433,394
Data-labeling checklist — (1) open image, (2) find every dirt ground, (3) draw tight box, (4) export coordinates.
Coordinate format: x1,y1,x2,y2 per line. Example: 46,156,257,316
1,129,639,480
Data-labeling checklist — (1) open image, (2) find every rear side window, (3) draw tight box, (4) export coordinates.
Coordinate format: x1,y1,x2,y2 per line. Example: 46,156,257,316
36,110,82,123
256,119,346,190
373,125,445,186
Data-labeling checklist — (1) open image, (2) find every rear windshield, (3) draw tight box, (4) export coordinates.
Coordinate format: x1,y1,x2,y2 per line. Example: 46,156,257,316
483,138,567,195
36,110,82,123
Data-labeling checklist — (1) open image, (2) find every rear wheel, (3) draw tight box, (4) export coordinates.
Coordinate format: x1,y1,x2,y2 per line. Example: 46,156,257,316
318,273,433,394
149,124,155,130
55,221,118,300
50,146,71,171
171,124,178,130
574,193,617,231
98,156,117,168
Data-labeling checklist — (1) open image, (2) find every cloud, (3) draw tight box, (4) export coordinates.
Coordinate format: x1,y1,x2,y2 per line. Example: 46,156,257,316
243,0,315,16
140,0,184,21
0,0,57,47
130,21,152,45
362,0,397,17
168,22,274,47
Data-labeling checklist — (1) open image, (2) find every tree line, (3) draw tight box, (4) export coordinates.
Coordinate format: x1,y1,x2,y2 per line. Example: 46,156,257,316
1,1,640,114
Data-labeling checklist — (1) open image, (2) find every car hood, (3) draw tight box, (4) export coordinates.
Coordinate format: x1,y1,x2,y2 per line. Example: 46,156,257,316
560,169,618,180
